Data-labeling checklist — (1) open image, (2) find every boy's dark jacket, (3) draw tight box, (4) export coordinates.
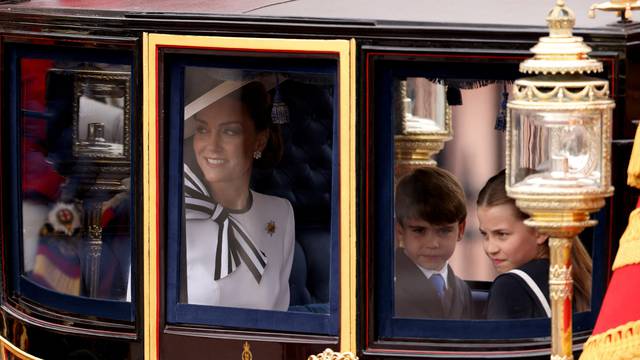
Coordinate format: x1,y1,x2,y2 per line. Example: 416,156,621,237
395,248,473,319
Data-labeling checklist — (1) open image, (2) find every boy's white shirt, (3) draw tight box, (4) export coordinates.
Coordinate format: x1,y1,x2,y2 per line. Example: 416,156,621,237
416,262,449,289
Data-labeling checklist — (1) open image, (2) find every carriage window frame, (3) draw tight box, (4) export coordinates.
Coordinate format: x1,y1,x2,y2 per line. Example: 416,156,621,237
3,43,136,322
365,52,610,346
145,34,354,337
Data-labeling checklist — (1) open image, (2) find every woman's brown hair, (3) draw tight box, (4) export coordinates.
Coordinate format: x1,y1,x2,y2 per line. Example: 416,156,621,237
477,169,592,312
234,81,283,169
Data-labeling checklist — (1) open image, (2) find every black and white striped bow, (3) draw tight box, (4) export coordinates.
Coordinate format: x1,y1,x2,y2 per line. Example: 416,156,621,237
184,164,267,283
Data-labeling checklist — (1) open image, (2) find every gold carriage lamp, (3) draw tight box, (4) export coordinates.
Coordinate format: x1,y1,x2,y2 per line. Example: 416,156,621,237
589,0,640,23
506,0,615,359
394,79,452,176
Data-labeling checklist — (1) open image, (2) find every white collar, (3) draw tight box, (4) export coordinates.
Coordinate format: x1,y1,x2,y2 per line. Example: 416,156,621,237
417,263,449,289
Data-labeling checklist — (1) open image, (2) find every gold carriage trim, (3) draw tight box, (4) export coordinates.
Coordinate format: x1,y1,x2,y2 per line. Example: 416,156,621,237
580,319,640,360
612,208,640,271
628,121,640,188
0,334,42,360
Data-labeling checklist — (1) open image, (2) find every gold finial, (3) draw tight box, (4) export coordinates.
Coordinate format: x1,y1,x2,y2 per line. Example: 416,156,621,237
548,0,575,38
589,0,640,23
519,0,603,75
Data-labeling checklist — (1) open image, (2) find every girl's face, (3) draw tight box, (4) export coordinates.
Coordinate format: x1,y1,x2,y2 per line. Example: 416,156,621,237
192,97,267,187
477,204,547,273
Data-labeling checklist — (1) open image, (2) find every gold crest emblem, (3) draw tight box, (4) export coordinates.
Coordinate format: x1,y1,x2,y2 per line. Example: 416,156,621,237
241,341,253,360
265,221,276,236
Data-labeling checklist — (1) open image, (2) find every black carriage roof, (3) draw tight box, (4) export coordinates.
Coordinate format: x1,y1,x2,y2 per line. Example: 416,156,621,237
0,0,626,32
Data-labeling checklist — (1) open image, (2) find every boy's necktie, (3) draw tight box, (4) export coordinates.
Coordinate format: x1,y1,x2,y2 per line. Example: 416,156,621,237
429,273,446,299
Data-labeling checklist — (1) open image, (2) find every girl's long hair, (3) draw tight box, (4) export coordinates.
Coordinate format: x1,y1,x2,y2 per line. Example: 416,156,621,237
477,169,592,312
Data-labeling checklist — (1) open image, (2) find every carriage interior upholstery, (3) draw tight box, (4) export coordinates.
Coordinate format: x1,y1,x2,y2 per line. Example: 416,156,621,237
251,79,334,313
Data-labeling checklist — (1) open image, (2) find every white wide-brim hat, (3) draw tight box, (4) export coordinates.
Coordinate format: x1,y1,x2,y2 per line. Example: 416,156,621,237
183,67,280,139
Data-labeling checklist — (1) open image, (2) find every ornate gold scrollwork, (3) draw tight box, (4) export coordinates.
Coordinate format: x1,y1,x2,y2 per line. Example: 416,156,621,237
550,284,573,301
549,265,573,283
307,348,359,360
549,237,572,250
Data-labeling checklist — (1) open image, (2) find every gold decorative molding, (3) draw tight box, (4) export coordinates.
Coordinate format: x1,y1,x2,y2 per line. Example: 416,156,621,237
550,284,573,300
512,77,609,102
549,264,573,282
308,348,359,360
395,134,445,171
0,334,42,360
549,237,572,249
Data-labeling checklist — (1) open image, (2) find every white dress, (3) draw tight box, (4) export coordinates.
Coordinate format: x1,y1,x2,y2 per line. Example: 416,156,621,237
185,190,295,311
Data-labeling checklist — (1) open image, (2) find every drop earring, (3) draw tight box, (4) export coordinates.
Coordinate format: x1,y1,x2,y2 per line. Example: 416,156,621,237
253,150,262,160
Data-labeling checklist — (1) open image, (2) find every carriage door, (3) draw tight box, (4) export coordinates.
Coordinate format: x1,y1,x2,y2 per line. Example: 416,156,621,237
143,34,356,359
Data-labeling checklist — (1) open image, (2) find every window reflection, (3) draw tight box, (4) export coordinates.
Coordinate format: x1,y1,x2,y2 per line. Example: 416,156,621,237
440,85,506,284
74,73,129,158
401,78,447,133
20,59,132,301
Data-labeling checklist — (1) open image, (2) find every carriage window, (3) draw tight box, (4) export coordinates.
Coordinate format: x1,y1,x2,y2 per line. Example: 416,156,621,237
7,46,134,321
163,45,343,335
371,57,604,341
181,66,333,312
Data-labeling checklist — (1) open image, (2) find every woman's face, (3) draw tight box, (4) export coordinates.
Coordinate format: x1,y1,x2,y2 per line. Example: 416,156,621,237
192,97,267,187
477,204,547,273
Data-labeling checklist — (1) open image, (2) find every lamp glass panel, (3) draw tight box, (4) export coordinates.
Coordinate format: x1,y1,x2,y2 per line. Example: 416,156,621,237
510,108,603,192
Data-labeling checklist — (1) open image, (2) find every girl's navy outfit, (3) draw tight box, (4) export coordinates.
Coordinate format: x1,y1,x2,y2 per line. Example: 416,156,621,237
486,258,550,319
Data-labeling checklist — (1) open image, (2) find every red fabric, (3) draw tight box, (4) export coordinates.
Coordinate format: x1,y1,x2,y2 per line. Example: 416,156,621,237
20,59,53,112
101,207,116,227
592,263,640,335
19,59,65,201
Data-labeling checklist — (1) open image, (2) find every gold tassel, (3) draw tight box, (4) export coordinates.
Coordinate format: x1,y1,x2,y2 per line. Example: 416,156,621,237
612,208,640,270
580,320,640,360
627,123,640,188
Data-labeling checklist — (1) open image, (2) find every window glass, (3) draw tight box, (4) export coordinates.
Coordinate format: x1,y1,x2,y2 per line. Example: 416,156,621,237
394,81,595,320
18,57,132,303
165,54,340,334
181,66,334,312
373,58,603,341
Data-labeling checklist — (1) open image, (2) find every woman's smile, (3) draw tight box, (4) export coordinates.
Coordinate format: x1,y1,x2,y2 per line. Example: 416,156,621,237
204,157,225,165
